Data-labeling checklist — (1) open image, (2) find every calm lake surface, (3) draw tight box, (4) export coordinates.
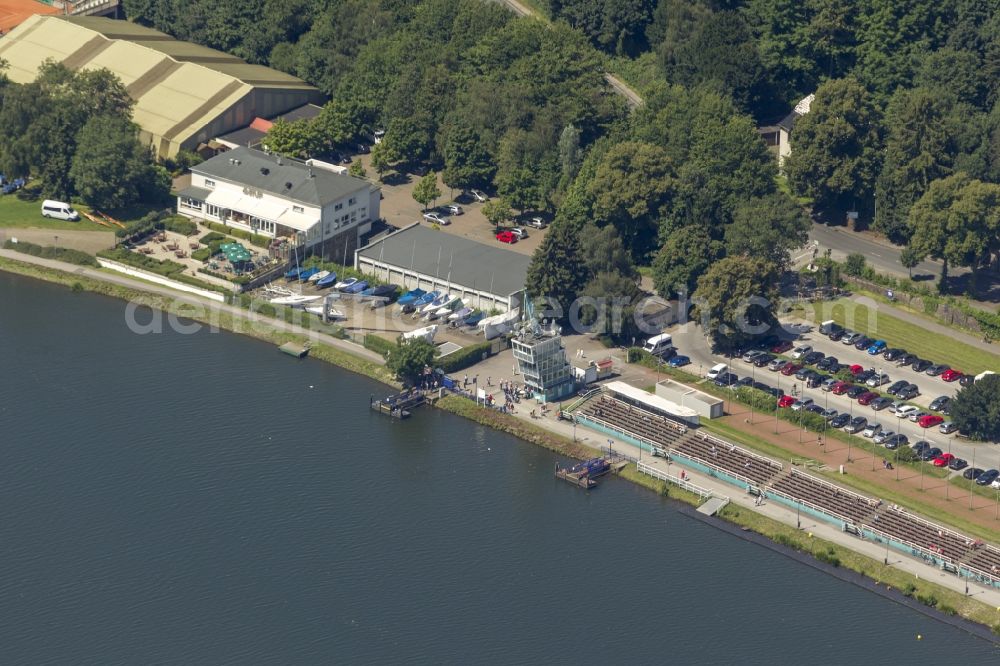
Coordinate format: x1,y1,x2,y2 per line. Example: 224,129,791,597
0,271,997,664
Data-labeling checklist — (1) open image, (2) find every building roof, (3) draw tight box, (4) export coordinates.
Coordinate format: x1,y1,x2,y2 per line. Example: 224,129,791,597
357,223,530,298
655,379,723,411
191,146,371,208
0,0,60,33
217,103,323,148
0,15,319,154
604,381,699,418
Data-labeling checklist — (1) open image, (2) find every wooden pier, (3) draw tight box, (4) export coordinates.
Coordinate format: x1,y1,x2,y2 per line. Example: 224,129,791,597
370,390,426,419
555,464,597,488
278,341,310,358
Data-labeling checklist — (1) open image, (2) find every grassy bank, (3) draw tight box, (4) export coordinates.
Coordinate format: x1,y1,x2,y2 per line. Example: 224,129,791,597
0,196,106,231
808,298,1000,372
719,504,1000,633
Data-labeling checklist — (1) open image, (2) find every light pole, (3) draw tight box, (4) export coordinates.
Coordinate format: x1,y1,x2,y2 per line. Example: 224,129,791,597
750,364,756,425
847,399,854,462
774,378,780,435
970,448,977,511
946,434,952,500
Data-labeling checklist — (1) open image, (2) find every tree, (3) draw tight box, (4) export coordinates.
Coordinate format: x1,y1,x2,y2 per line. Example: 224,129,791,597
348,160,366,178
412,172,441,211
785,77,881,215
725,193,810,269
580,224,637,280
578,270,643,342
899,245,921,277
370,142,391,182
557,123,582,185
693,256,780,350
481,198,512,231
385,338,437,386
587,141,675,262
265,118,322,158
652,225,723,299
69,114,156,210
441,120,494,194
949,375,1000,442
526,222,588,323
843,252,867,277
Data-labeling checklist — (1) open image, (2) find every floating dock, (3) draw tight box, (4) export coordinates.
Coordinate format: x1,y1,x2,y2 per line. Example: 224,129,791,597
555,464,597,488
278,342,310,358
554,457,612,489
370,390,426,419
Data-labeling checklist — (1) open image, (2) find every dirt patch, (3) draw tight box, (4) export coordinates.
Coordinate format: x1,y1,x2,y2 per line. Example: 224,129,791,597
1,228,115,254
718,400,1000,535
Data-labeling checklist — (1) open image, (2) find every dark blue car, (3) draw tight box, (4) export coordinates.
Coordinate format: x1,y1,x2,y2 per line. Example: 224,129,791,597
668,355,690,368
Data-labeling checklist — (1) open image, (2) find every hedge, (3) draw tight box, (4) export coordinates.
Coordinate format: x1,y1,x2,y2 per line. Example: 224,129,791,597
363,333,397,357
98,247,186,276
205,221,269,248
437,341,492,373
199,231,226,244
3,240,97,267
191,247,213,262
734,386,777,414
161,216,197,236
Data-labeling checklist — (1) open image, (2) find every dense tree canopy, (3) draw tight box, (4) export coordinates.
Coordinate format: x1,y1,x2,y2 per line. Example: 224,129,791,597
949,375,1000,442
693,256,781,350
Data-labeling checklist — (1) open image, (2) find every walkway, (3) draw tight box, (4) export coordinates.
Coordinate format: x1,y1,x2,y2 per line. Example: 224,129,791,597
0,249,386,365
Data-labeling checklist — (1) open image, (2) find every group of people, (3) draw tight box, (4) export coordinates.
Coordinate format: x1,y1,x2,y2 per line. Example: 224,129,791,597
881,458,895,470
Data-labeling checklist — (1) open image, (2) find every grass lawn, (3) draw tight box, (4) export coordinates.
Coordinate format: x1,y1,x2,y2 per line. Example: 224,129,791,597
0,195,106,232
808,298,1000,374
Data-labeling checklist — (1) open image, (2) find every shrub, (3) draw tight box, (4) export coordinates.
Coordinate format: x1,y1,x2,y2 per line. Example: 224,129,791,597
916,594,938,608
814,547,840,567
437,341,492,373
902,583,917,597
895,446,918,463
205,222,269,248
191,247,213,262
844,253,867,277
98,247,185,276
3,240,97,266
735,386,777,413
363,333,397,357
162,216,197,236
199,231,226,244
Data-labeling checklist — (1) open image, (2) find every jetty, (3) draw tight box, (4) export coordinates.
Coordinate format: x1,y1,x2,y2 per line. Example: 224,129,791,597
554,457,611,489
370,390,425,419
278,341,310,358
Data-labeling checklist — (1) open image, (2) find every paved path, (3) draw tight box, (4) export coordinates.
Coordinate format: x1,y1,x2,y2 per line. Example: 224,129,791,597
524,405,1000,606
0,249,386,365
486,0,643,108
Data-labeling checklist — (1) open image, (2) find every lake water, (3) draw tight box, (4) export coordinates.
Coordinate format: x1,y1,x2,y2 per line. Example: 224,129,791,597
0,271,997,664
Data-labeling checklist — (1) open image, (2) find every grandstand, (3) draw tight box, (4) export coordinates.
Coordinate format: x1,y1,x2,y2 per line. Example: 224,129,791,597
570,385,1000,589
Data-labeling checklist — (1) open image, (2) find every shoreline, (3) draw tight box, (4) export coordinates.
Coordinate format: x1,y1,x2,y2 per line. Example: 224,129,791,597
2,255,998,637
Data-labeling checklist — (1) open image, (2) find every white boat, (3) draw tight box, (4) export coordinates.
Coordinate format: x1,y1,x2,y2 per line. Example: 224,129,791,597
402,325,438,343
270,294,322,305
308,270,330,283
420,292,450,315
334,277,358,290
304,305,345,318
449,305,473,322
479,308,520,340
429,296,462,320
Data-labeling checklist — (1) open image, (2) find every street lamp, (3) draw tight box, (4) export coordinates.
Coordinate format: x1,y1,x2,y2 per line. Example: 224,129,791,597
970,448,977,511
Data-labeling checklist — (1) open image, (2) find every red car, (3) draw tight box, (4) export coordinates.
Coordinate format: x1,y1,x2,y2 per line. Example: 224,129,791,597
496,230,517,244
771,340,793,353
831,381,852,395
932,453,955,467
777,394,795,408
919,414,945,428
781,363,802,376
857,391,879,405
849,364,864,375
941,369,963,382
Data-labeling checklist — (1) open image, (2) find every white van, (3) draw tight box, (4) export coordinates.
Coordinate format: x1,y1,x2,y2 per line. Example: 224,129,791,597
706,363,728,380
41,200,79,221
642,333,673,356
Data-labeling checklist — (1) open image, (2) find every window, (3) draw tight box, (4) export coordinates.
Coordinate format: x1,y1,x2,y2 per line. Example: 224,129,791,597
359,208,367,219
206,204,220,218
348,197,357,206
204,179,216,188
179,197,202,211
293,205,304,214
335,203,343,211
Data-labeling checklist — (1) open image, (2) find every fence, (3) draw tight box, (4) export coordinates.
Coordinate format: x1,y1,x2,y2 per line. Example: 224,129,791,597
636,461,718,500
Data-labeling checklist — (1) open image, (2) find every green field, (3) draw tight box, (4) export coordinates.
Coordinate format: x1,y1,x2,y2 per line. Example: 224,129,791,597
809,299,1000,374
0,195,106,232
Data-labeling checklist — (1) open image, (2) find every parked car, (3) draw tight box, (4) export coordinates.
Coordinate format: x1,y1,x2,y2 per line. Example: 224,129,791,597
507,227,528,240
794,366,813,381
929,396,951,411
754,353,775,368
908,410,930,423
886,380,909,396
939,421,959,434
975,469,999,486
778,395,796,408
884,434,908,449
714,372,739,387
470,189,489,202
828,328,846,341
831,413,852,428
941,368,963,382
821,378,839,392
862,422,883,438
933,453,955,467
831,381,852,395
771,340,793,354
735,376,755,388
846,385,868,399
920,447,943,461
842,332,863,346
854,336,874,350
865,373,890,387
668,355,690,368
791,397,814,411
963,467,983,480
948,458,968,471
742,349,766,363
912,441,931,456
870,397,893,411
806,374,825,389
820,407,839,420
442,204,464,216
816,356,839,372
897,353,918,367
873,429,894,444
912,359,933,373
896,384,920,400
802,351,825,365
527,216,547,229
959,374,974,387
805,404,825,415
925,363,949,376
845,416,868,433
495,230,517,244
867,340,887,355
781,363,802,376
857,391,879,405
791,345,812,359
919,414,944,428
768,358,788,372
423,212,450,225
894,404,919,419
883,348,905,361
855,368,875,383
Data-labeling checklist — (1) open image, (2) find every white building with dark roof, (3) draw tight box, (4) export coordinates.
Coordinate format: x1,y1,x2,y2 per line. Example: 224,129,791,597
177,146,380,257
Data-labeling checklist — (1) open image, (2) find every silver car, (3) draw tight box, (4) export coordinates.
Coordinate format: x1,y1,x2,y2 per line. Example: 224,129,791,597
423,212,450,225
443,204,463,216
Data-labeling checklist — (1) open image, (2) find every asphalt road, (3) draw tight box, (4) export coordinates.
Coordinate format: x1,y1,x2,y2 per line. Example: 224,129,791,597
809,223,947,280
670,321,994,472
